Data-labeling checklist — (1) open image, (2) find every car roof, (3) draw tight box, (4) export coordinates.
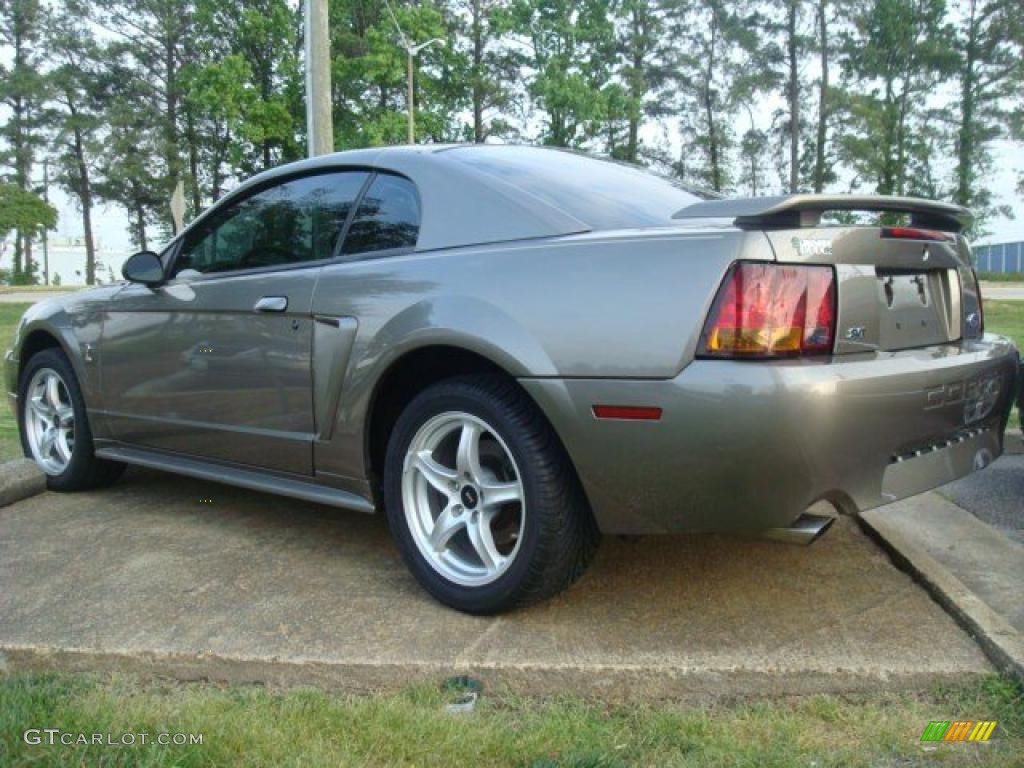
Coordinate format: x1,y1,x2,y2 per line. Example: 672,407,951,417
203,144,703,252
210,145,588,252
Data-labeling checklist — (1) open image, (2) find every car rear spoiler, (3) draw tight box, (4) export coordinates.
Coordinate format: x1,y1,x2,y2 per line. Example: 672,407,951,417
671,194,971,233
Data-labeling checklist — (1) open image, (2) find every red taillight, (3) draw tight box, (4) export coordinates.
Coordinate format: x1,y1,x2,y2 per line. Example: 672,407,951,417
701,262,836,358
880,226,953,242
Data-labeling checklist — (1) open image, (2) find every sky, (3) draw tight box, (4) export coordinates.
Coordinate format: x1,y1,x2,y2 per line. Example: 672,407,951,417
57,132,1022,267
16,22,1024,277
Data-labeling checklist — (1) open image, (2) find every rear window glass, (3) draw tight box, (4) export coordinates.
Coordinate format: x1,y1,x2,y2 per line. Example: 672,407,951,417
342,174,420,255
447,146,704,229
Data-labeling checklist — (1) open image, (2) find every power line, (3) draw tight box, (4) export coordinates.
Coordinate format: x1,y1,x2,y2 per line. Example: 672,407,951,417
383,0,409,50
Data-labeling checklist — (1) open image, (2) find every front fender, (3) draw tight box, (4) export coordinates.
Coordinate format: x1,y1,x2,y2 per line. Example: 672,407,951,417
9,312,91,402
6,291,113,423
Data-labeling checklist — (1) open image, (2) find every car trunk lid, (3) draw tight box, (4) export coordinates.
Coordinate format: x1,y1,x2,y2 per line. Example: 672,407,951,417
764,226,973,353
674,195,981,354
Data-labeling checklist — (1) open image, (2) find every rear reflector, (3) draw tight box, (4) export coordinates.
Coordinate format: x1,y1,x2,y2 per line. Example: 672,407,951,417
880,226,953,242
701,262,836,358
592,405,663,421
970,266,985,335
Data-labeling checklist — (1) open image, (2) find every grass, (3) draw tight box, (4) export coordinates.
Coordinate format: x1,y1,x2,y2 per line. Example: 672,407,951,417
984,300,1024,350
0,285,81,294
0,302,30,461
976,272,1024,283
0,672,1021,767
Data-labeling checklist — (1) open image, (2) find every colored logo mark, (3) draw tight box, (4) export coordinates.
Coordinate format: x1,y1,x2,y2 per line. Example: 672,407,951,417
920,720,997,742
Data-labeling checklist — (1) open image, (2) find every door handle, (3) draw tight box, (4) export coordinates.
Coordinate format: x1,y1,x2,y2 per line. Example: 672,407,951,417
254,296,288,313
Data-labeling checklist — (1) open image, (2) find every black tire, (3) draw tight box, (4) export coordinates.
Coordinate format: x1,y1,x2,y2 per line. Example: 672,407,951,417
383,374,599,614
18,347,125,491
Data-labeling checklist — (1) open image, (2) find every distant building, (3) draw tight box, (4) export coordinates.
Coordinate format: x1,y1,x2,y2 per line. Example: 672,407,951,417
974,241,1024,274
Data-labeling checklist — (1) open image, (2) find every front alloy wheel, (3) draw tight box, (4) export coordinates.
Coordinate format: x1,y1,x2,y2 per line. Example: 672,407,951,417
384,375,599,614
24,367,75,475
18,347,124,491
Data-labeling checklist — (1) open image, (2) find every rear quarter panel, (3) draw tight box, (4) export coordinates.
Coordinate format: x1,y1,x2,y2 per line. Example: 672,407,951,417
312,228,759,485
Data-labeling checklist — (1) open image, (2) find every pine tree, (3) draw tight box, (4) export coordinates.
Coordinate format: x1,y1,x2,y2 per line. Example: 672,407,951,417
509,0,618,148
457,0,522,143
664,0,775,193
0,0,50,283
93,0,196,233
48,1,107,284
838,0,956,197
950,0,1023,228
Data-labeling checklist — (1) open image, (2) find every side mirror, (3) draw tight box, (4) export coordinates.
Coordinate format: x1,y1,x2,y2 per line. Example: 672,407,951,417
122,251,165,286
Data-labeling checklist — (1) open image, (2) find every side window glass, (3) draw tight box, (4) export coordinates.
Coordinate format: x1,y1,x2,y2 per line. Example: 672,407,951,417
342,174,420,256
173,171,368,276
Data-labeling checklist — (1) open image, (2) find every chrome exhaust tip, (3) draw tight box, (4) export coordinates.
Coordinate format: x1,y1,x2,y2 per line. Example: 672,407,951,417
761,513,835,546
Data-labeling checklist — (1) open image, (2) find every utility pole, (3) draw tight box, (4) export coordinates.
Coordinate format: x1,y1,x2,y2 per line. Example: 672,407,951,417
41,159,50,286
304,0,333,157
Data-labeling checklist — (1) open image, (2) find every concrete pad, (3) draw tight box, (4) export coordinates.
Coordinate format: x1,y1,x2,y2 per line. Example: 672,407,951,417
0,469,992,700
0,459,45,507
862,493,1024,679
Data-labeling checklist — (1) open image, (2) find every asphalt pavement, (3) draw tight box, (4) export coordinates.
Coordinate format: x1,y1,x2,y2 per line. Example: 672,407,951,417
943,451,1024,544
978,281,1024,301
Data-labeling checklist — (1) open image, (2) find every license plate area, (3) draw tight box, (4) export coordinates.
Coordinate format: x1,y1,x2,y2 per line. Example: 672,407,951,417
876,268,958,350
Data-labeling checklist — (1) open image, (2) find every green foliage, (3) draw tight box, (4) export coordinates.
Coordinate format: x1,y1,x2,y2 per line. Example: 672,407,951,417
91,54,167,251
949,0,1024,235
0,182,57,240
330,0,466,148
0,0,1022,250
0,0,51,283
662,0,778,192
188,0,304,184
838,0,957,199
509,0,619,148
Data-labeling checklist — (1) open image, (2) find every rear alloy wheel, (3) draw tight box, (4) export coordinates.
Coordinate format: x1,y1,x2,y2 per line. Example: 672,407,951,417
402,412,526,587
19,347,124,491
384,375,598,614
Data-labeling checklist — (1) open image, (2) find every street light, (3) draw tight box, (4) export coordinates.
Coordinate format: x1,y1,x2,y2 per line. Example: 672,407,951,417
404,38,445,145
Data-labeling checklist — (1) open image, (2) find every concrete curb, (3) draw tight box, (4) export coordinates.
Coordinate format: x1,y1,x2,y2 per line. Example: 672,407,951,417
0,644,994,703
0,459,45,508
857,514,1024,680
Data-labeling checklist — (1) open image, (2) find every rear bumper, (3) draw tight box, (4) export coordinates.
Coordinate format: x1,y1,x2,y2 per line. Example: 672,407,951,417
521,334,1019,534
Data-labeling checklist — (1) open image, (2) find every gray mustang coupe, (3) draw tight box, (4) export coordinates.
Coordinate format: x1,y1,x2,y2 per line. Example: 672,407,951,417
6,145,1018,613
